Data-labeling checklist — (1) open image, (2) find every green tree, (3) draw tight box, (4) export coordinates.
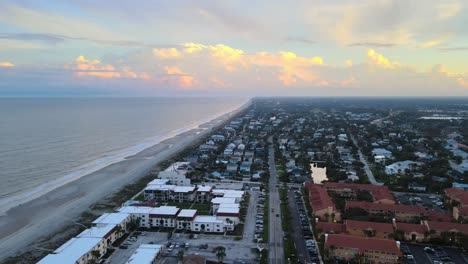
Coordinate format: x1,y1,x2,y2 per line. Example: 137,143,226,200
216,246,226,263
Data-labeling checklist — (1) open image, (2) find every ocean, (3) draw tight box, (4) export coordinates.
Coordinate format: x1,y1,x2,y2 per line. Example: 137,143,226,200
0,97,248,214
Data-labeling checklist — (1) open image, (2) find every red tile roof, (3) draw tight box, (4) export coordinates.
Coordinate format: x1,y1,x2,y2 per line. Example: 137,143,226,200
324,234,402,256
427,210,452,222
345,220,394,234
445,187,464,197
395,222,429,234
458,206,468,216
316,222,345,234
305,183,336,211
346,201,426,214
323,182,395,203
426,221,468,234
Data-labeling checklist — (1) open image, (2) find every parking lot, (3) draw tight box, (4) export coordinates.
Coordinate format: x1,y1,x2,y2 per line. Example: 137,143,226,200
393,192,447,213
106,190,265,264
106,231,260,264
288,188,320,264
401,243,468,264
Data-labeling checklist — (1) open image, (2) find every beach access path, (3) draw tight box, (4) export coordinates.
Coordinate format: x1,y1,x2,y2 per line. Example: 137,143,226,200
0,103,248,261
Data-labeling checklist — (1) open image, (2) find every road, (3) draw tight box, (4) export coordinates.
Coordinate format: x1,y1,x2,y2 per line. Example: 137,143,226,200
350,135,383,186
268,138,284,264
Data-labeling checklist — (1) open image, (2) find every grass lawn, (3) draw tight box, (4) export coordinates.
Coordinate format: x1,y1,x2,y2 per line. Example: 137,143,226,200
165,202,193,209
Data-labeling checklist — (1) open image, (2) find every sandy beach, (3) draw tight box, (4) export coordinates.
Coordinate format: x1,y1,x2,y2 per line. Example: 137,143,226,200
0,100,250,261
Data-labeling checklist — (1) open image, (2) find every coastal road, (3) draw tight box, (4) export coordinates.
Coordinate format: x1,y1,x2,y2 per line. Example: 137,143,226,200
268,138,284,264
350,135,383,186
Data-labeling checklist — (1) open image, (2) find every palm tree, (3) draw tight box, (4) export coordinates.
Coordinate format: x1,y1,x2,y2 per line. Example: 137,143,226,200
89,250,100,264
216,246,226,263
178,250,185,261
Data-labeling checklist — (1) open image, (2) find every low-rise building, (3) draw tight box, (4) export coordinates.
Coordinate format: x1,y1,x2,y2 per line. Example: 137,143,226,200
324,234,402,263
345,201,426,222
393,222,428,242
92,212,131,231
176,209,197,230
345,220,394,239
191,216,225,233
305,183,341,222
37,237,105,264
149,206,180,228
125,244,162,264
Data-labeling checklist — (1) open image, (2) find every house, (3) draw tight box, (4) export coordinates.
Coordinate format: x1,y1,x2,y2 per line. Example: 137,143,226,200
239,161,252,173
372,148,392,158
210,134,226,142
305,183,341,222
345,201,426,222
125,244,162,264
385,161,422,175
225,163,238,174
344,220,394,239
324,234,402,263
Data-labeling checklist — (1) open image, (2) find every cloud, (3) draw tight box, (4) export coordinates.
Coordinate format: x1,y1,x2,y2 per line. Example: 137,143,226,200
438,46,468,52
153,48,182,59
65,55,143,79
0,62,15,67
0,5,117,41
366,49,399,68
164,66,195,88
348,42,397,48
284,37,316,45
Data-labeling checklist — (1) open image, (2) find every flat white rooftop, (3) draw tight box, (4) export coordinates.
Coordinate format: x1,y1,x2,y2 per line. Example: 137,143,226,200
37,237,102,264
93,212,129,225
174,186,196,193
118,206,154,214
219,203,240,209
216,207,240,214
177,209,197,218
144,184,176,191
211,197,237,204
149,206,180,216
197,185,213,192
78,224,116,238
126,244,162,264
193,215,223,223
148,179,170,185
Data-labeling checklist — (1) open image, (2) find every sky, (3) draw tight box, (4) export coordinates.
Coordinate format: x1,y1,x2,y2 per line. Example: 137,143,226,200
1,0,468,97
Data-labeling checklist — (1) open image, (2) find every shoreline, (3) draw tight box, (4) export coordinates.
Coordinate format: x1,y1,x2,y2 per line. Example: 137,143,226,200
0,98,251,261
0,99,249,216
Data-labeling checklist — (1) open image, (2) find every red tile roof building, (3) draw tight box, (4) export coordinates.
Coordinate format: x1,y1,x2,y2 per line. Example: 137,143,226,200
394,222,429,242
444,187,468,221
424,221,468,236
316,222,345,234
305,183,341,222
323,182,395,204
324,234,402,263
345,201,426,222
345,220,394,239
